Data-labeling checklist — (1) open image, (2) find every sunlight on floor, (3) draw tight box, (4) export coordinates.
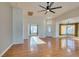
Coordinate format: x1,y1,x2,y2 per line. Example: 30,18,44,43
30,36,46,45
29,36,46,51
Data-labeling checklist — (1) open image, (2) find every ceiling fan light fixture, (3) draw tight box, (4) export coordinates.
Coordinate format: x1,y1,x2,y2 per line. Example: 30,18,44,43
47,10,49,12
39,2,62,15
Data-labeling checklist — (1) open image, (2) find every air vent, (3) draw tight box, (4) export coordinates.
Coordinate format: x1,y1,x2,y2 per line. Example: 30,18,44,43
28,11,33,16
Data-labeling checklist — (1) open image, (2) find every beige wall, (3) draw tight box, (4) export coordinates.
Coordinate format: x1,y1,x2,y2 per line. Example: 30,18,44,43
0,3,12,56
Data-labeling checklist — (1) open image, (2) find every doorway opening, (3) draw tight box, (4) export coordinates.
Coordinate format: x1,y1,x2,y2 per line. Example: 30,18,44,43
29,24,38,36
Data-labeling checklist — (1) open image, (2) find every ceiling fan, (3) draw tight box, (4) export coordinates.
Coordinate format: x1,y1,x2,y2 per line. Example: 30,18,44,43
39,2,62,14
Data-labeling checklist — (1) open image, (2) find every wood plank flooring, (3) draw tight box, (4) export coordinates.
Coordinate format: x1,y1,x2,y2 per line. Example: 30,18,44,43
3,36,79,57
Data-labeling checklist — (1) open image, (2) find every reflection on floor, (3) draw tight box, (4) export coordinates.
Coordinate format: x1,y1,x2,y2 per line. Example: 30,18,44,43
30,36,46,52
3,36,79,57
30,36,46,45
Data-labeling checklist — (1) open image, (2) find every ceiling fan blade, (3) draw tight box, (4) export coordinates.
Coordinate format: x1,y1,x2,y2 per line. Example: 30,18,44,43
39,5,46,9
38,10,46,12
51,6,62,10
50,10,55,13
49,2,54,7
45,11,48,14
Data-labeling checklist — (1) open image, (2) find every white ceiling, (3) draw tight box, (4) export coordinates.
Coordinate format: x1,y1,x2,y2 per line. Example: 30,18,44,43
11,2,79,18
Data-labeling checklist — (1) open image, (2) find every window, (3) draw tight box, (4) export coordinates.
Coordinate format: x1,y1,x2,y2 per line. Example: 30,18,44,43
59,24,77,36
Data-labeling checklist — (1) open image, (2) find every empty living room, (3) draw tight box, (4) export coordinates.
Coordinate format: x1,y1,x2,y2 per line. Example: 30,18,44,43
0,1,79,58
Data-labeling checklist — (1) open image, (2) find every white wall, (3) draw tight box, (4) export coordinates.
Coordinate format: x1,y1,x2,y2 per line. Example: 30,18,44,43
24,16,45,39
13,8,23,43
23,16,54,39
54,7,79,37
0,3,12,56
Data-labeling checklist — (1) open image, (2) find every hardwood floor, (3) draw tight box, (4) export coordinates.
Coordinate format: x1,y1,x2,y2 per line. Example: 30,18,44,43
3,36,79,57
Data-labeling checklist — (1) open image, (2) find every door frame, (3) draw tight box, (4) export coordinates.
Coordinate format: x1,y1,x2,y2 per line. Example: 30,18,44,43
29,24,38,36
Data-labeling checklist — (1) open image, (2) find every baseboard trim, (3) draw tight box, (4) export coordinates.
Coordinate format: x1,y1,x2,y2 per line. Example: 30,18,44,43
0,43,14,57
0,41,24,57
38,36,46,38
13,41,24,44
